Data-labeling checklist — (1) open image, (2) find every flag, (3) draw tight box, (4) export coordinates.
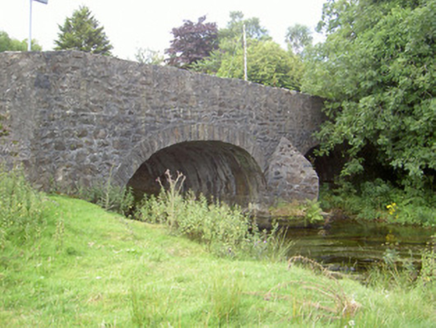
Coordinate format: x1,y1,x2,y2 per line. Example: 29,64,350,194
34,0,48,4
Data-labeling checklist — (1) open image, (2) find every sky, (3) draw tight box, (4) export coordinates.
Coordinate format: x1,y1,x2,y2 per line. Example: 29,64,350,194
0,0,326,60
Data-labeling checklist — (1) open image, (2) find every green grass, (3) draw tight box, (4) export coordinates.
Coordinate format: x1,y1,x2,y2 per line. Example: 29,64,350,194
1,194,435,327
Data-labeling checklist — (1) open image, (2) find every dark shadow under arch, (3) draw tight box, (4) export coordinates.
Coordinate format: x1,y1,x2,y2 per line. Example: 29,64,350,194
113,124,267,207
126,140,267,206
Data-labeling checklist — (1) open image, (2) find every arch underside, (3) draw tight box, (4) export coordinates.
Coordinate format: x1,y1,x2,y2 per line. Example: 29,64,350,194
126,140,267,206
114,124,267,207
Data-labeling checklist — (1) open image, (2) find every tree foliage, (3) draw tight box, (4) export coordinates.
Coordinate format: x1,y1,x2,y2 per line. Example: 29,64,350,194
54,6,113,55
165,16,218,69
134,47,164,65
216,40,304,90
193,11,271,74
302,0,436,188
219,11,271,42
285,24,313,56
192,12,304,90
0,31,42,52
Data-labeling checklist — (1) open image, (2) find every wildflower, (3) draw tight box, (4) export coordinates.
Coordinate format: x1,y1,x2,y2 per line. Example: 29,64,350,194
386,202,397,215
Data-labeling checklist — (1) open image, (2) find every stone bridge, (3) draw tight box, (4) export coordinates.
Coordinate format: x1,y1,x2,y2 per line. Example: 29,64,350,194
0,51,325,207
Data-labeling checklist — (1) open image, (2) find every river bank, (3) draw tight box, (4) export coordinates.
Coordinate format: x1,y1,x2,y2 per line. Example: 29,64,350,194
1,193,435,327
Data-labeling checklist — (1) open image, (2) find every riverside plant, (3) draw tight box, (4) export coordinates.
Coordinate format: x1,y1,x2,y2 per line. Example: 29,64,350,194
137,169,294,261
269,198,324,226
320,179,436,226
420,234,436,286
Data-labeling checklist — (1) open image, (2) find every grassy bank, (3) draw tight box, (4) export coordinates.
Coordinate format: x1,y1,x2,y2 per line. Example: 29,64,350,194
1,173,435,327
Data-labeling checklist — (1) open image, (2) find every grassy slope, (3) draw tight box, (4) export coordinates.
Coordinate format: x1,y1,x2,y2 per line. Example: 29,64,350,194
1,196,435,327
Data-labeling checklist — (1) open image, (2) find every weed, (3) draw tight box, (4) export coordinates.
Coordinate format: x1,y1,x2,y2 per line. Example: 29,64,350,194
269,256,361,322
76,168,134,216
303,199,325,225
137,170,294,261
0,166,48,248
364,244,420,289
54,218,65,253
130,285,167,327
419,234,436,286
1,187,435,327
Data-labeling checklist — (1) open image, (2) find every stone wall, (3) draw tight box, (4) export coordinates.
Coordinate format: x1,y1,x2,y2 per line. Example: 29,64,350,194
0,50,325,205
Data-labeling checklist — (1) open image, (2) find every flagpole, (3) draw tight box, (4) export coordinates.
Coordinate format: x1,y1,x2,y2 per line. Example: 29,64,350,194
28,0,32,51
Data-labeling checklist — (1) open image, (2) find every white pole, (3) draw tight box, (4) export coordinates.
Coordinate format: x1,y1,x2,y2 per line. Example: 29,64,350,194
243,24,247,81
28,0,32,51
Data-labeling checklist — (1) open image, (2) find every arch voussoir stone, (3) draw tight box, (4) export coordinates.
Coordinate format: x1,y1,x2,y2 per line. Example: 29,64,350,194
113,123,265,188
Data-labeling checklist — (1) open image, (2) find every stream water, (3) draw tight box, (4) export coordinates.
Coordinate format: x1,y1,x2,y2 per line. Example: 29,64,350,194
281,218,435,272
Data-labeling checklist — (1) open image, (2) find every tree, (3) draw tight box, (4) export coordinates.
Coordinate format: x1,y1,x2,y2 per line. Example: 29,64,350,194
193,12,304,90
0,31,42,52
193,11,271,74
55,6,113,55
165,16,218,69
219,11,270,42
134,47,164,65
302,0,436,188
285,24,313,56
216,40,304,90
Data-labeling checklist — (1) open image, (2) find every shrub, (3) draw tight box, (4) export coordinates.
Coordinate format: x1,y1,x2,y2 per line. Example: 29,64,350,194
320,179,436,226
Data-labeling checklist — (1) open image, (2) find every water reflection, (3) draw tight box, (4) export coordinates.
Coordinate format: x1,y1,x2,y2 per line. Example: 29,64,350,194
283,218,435,272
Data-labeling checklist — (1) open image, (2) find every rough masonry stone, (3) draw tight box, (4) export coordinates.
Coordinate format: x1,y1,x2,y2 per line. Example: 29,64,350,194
0,50,326,206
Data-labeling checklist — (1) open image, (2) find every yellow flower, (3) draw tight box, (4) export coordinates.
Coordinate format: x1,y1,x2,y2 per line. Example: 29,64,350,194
386,202,397,215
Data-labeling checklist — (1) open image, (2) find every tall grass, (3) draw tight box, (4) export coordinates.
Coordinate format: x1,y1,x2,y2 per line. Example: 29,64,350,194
137,169,294,261
76,177,134,215
0,167,48,249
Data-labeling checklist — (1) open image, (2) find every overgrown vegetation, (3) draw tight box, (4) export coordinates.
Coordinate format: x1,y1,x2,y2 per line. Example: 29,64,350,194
137,170,293,262
362,233,436,291
0,167,48,249
320,179,436,226
76,177,134,215
1,168,435,327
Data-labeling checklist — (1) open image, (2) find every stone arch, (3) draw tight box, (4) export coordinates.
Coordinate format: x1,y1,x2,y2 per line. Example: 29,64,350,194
112,124,267,206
